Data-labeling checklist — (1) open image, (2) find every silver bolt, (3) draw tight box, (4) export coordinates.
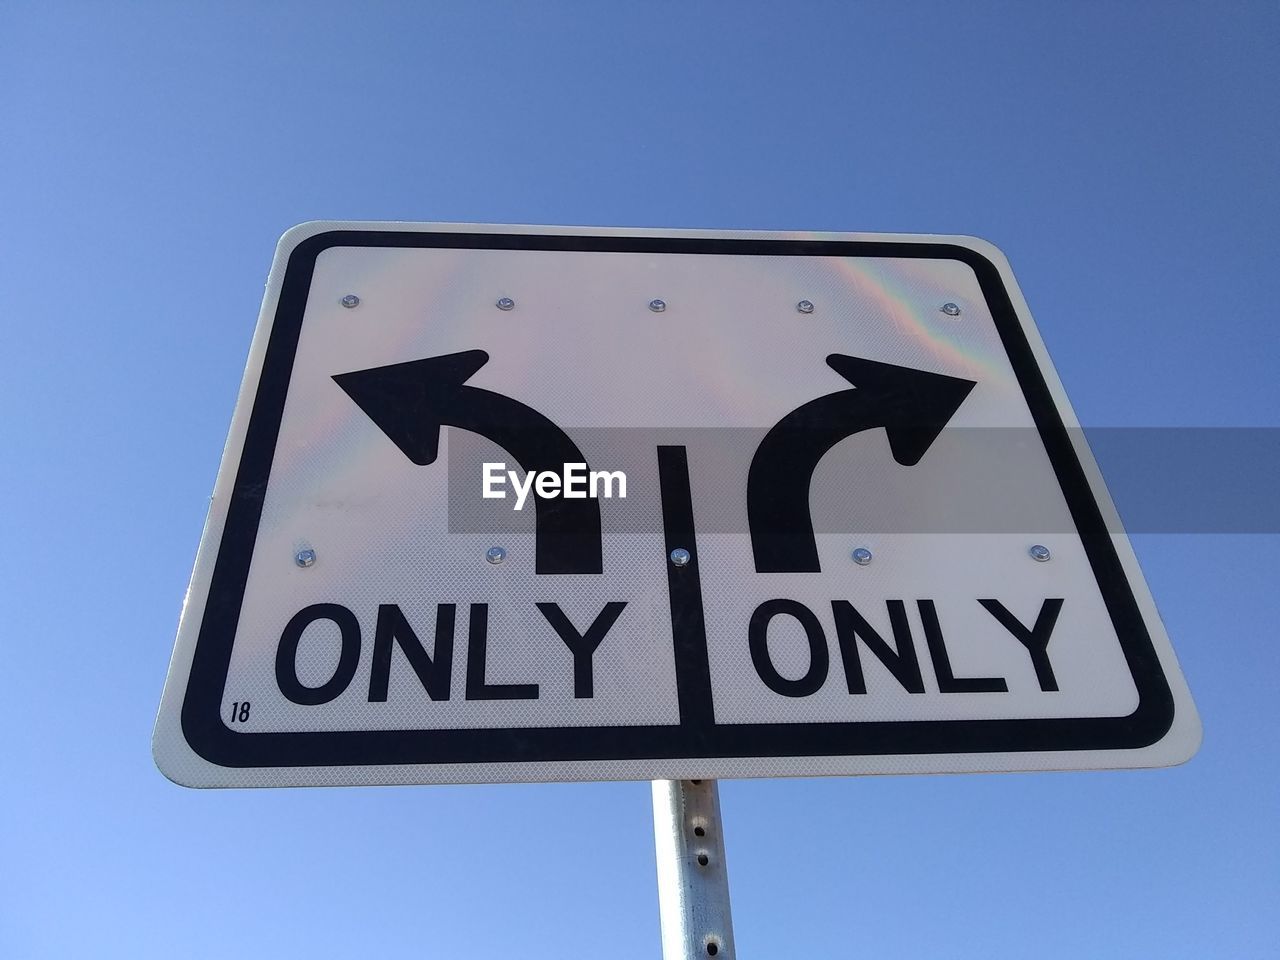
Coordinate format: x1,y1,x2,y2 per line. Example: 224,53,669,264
941,302,961,317
649,299,667,313
340,294,360,309
670,547,691,566
1029,544,1051,562
852,547,873,566
486,546,507,564
295,548,316,568
797,300,815,314
496,297,515,311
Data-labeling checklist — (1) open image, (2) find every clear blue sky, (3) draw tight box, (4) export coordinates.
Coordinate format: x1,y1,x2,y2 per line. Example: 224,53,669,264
3,2,1277,957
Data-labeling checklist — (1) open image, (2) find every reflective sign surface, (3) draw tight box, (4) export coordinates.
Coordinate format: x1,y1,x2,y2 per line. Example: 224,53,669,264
153,223,1199,786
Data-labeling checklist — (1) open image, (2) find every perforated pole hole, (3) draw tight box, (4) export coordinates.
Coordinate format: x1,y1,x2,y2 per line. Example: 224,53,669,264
706,940,720,956
697,852,710,867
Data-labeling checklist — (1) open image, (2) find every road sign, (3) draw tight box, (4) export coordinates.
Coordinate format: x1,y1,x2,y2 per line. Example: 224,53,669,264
153,222,1200,787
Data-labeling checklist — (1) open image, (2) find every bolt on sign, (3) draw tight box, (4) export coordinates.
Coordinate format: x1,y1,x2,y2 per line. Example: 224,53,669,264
153,223,1199,787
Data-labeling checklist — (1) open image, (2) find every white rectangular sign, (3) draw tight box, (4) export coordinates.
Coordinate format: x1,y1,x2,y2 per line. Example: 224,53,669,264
153,222,1199,786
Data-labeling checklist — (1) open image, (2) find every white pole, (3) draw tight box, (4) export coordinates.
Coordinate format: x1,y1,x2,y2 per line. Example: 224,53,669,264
652,779,737,959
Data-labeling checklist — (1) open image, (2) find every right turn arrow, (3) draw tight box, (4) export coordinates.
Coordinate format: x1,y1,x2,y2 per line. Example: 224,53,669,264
748,354,976,573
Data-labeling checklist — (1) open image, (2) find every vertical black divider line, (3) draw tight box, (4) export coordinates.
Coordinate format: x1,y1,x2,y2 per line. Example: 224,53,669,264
657,446,716,745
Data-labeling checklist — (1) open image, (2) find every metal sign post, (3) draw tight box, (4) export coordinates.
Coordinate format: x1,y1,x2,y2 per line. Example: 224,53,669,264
652,779,736,959
151,220,1204,960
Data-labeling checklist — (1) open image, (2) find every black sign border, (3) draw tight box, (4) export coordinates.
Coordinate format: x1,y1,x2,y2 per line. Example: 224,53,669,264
181,230,1175,769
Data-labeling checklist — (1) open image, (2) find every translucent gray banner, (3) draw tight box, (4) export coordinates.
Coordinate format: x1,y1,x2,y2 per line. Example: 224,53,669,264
445,428,1280,534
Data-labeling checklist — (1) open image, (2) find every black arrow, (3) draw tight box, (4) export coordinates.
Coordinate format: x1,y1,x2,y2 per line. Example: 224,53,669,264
748,354,976,573
333,349,602,575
